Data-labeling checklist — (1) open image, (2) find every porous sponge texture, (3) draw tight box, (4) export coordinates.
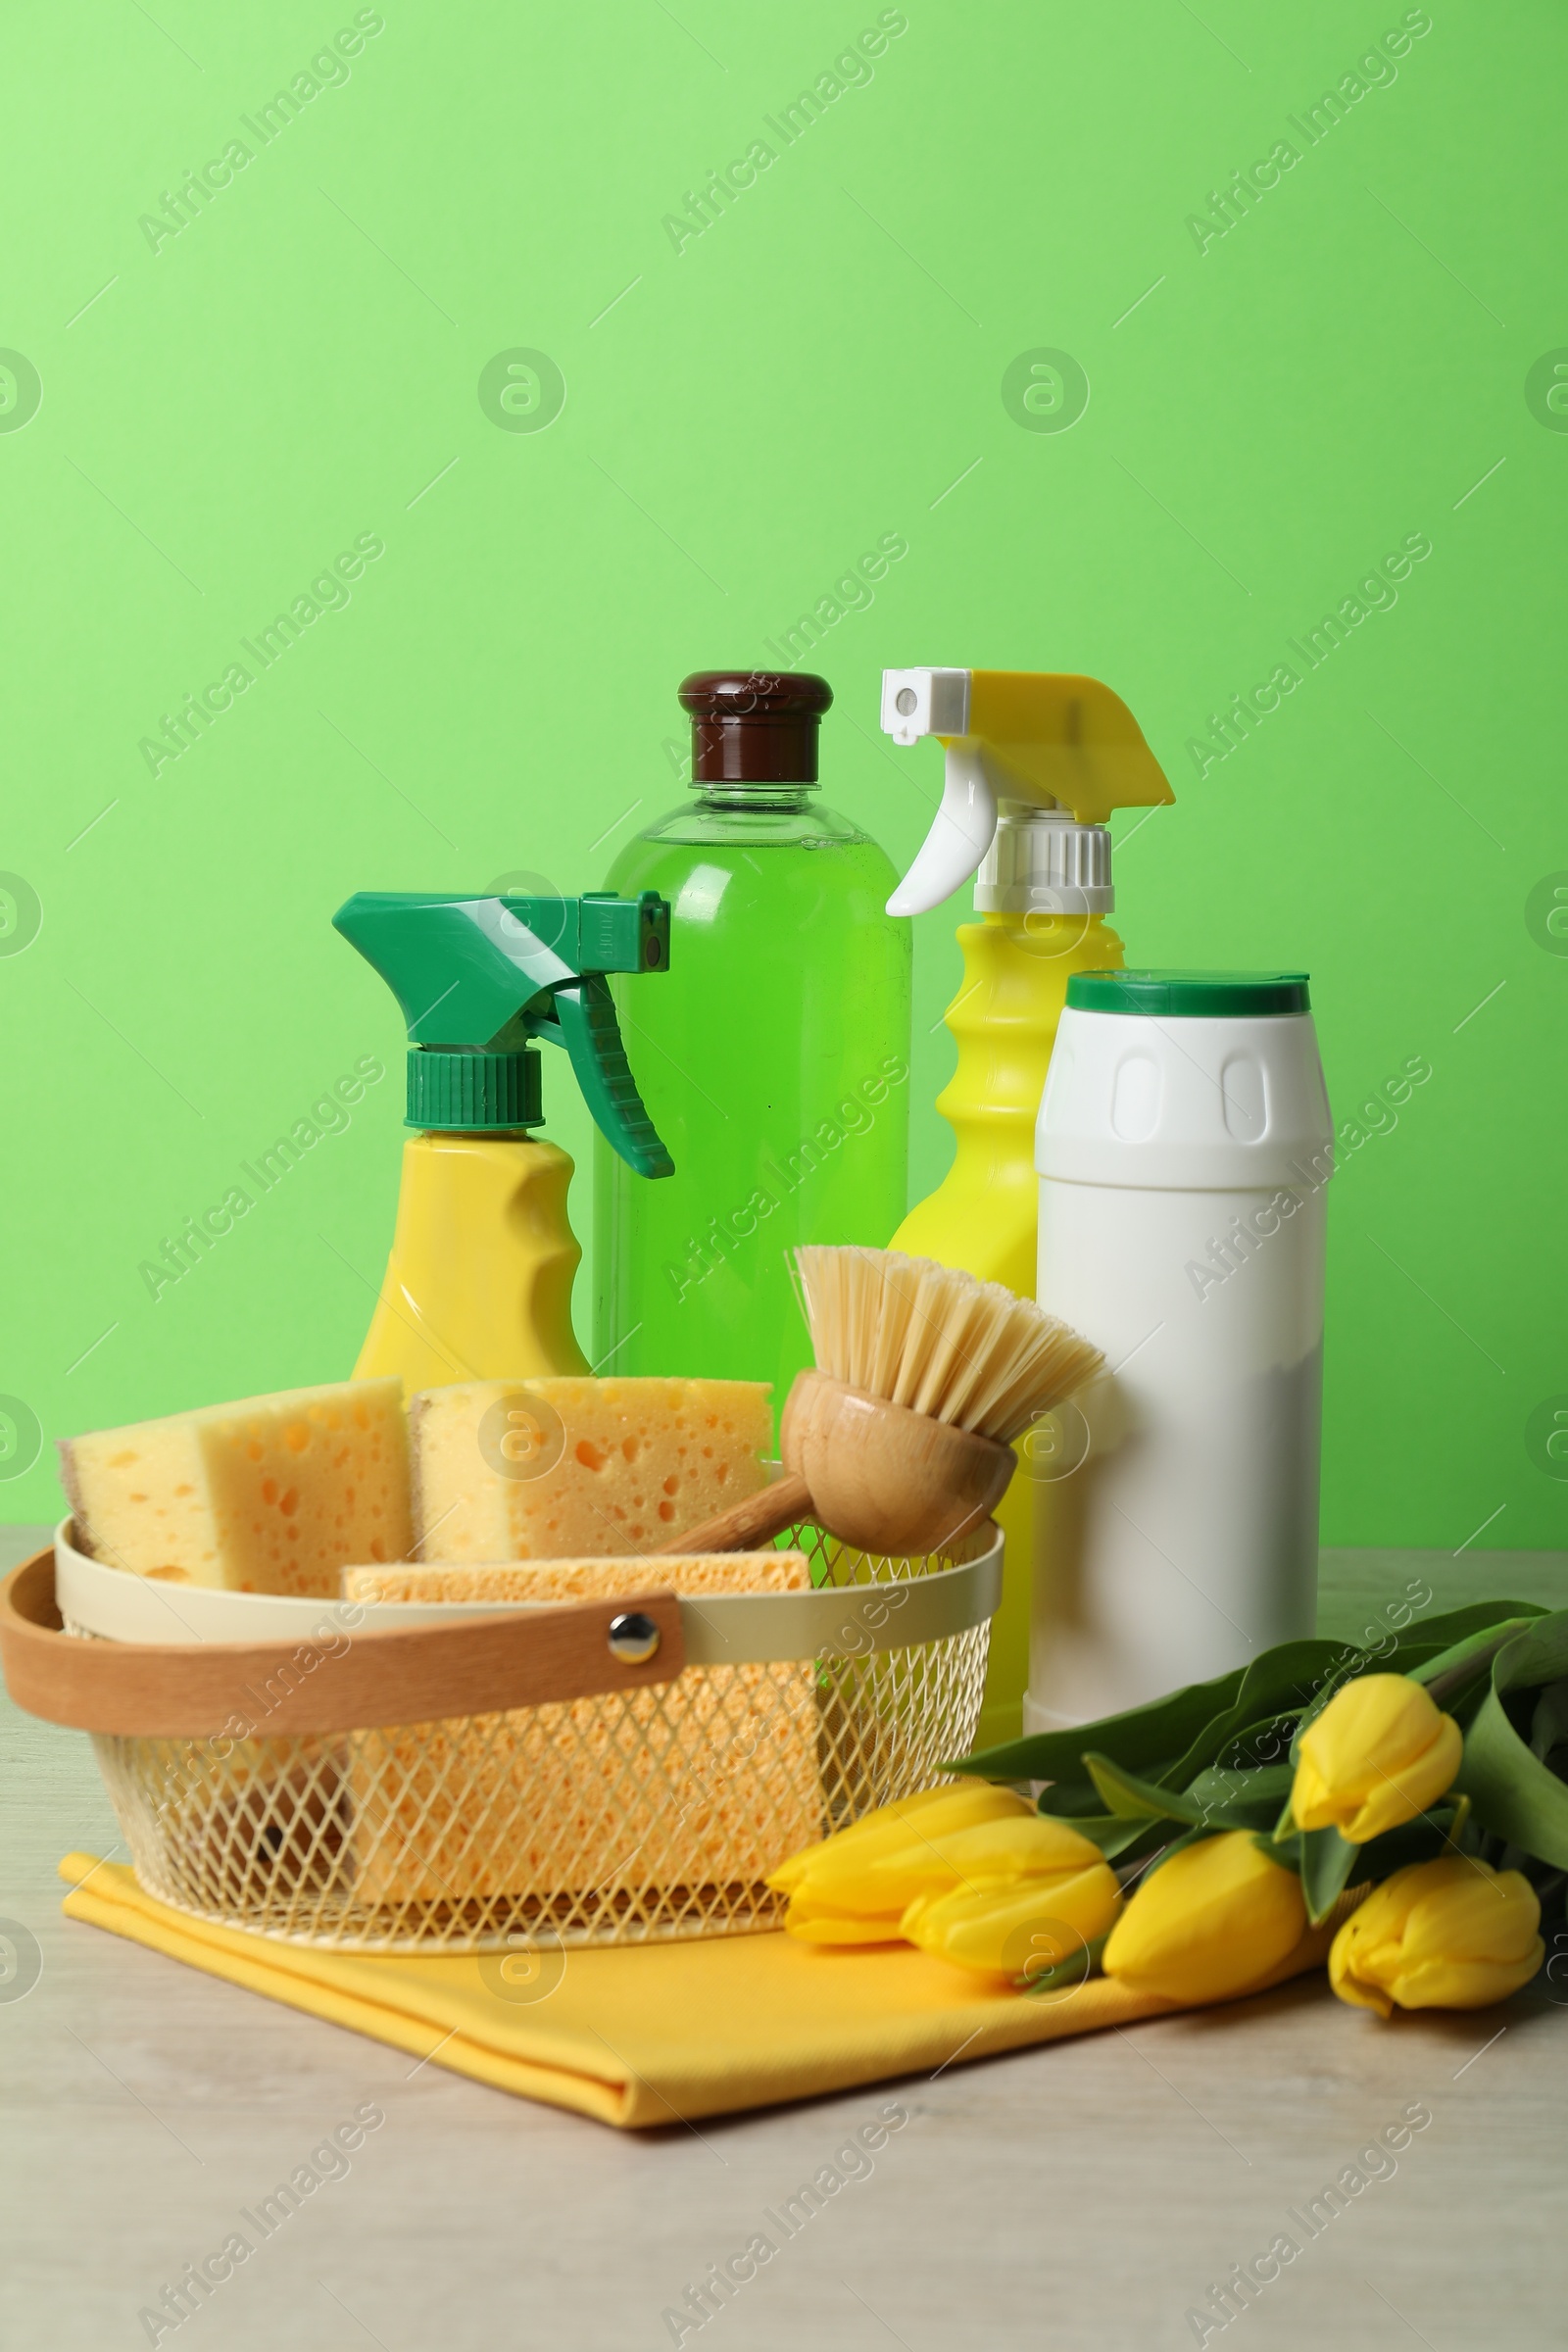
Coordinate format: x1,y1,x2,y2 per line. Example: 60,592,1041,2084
341,1552,820,1906
345,1553,808,1603
60,1378,411,1596
409,1377,771,1559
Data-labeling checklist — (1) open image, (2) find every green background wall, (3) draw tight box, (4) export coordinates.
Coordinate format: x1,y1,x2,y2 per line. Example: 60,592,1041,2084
1,0,1562,1547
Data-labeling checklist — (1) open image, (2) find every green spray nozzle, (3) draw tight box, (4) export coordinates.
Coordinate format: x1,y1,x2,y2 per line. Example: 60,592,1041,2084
332,890,674,1178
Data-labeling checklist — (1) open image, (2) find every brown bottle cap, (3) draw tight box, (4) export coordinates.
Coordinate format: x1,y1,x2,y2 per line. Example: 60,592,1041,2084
679,669,832,784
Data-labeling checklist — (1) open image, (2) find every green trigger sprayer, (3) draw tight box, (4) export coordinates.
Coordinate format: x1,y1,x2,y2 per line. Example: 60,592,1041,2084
333,889,672,1394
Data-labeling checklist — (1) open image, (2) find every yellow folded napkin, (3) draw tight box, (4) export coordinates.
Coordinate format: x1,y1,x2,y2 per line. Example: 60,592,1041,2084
60,1853,1340,2130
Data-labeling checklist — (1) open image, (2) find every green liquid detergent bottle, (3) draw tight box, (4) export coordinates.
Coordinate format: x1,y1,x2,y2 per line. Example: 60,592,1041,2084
594,670,910,1405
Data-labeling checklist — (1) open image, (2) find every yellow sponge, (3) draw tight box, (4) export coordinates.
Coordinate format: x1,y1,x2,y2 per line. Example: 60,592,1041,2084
345,1554,808,1603
409,1377,771,1560
59,1378,411,1595
341,1553,820,1909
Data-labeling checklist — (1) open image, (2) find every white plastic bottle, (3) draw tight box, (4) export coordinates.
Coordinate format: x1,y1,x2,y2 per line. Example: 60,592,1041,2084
1029,970,1335,1728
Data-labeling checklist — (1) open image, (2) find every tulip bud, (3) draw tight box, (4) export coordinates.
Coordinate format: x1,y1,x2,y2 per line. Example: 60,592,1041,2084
767,1784,1032,1899
769,1785,1036,1942
1290,1673,1461,1843
900,1861,1123,1981
774,1890,908,1945
1330,1857,1544,2017
1102,1831,1306,2004
865,1814,1106,1912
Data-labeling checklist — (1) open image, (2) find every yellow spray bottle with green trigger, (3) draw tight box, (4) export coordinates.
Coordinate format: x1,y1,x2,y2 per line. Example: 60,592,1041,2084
333,890,673,1396
881,669,1174,1746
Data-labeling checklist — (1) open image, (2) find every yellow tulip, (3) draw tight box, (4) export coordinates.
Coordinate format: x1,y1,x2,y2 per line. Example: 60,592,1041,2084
775,1891,906,1946
1291,1674,1462,1843
901,1861,1123,1981
1330,1857,1544,2017
1102,1831,1306,2004
766,1784,1031,1900
864,1814,1106,1912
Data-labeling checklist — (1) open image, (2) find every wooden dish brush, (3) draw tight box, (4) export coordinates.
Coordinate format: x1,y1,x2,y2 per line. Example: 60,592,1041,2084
661,1247,1104,1557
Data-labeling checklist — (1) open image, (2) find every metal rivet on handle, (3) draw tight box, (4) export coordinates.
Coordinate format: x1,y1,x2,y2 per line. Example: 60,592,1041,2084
608,1610,660,1666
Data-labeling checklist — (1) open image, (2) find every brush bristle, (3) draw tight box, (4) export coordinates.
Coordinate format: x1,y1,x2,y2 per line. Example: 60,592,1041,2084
794,1247,1104,1443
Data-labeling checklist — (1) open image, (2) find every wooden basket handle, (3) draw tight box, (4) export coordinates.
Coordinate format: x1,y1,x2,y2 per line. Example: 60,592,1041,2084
0,1551,687,1738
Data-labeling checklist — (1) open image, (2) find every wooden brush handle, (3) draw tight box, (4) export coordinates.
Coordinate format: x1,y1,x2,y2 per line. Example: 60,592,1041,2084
655,1470,812,1555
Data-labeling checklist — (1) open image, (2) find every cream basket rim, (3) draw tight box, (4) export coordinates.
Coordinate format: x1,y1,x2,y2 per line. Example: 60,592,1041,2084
53,1517,1003,1668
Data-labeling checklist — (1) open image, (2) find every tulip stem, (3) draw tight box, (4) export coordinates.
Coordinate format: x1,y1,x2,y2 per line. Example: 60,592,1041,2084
1021,1934,1108,1999
1419,1621,1535,1708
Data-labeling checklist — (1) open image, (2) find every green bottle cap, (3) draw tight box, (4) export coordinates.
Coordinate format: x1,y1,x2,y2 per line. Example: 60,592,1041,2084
407,1048,543,1133
1066,969,1311,1017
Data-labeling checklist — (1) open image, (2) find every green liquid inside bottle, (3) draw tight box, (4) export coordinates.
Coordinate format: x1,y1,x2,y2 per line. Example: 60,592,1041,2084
594,783,910,1411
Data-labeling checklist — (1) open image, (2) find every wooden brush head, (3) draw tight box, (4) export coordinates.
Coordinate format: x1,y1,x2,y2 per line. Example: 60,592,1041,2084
780,1371,1013,1556
661,1254,1103,1560
795,1247,1103,1442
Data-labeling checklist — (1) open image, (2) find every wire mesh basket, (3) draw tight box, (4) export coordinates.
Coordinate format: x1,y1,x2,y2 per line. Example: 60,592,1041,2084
2,1520,1000,1953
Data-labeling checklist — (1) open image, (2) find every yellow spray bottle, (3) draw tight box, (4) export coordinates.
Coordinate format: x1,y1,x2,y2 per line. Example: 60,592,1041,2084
333,890,673,1396
881,669,1173,1745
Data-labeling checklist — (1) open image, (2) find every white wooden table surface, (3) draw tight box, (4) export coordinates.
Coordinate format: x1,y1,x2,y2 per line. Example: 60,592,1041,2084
3,1525,1564,2352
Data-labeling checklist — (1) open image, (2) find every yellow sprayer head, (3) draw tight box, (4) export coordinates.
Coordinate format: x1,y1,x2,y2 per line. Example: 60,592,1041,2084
881,668,1173,918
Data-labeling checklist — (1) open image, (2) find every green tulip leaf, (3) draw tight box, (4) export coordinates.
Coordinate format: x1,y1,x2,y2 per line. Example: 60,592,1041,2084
1382,1598,1546,1659
1334,1600,1517,1671
1493,1611,1568,1697
1037,1810,1160,1860
1411,1613,1554,1706
1207,1713,1299,1775
1286,1603,1546,1762
1084,1753,1197,1823
1020,1933,1110,1999
950,1608,1550,1813
1529,1678,1568,1768
1165,1642,1360,1788
954,1642,1366,1790
1455,1620,1568,1869
948,1661,1255,1787
1085,1752,1280,1833
1185,1761,1294,1826
1386,1597,1544,1648
1348,1810,1468,1882
1036,1777,1115,1821
1298,1824,1359,1925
